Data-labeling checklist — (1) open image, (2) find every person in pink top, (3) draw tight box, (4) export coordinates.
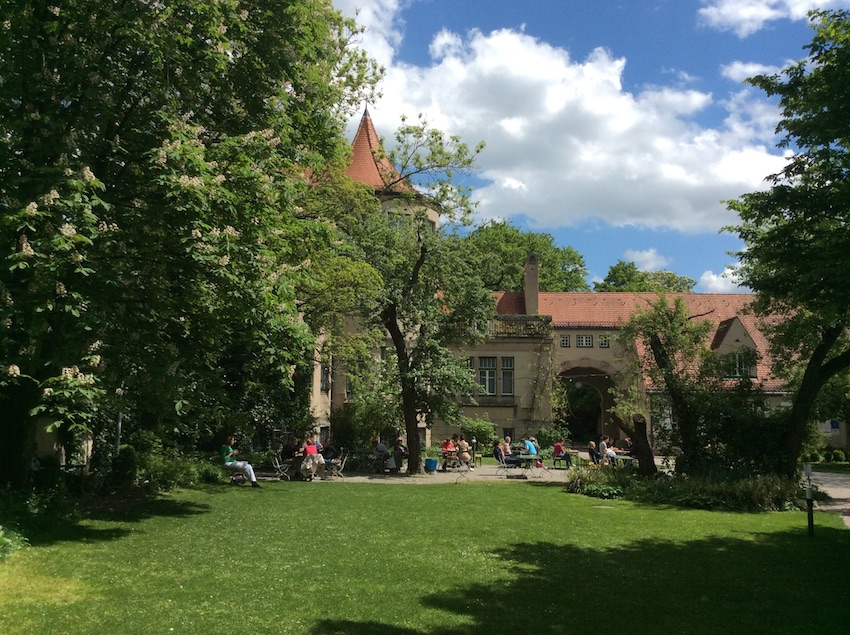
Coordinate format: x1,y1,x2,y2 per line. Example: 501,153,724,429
300,435,326,480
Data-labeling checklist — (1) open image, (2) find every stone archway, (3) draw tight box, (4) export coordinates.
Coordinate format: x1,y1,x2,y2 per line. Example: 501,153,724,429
557,360,621,441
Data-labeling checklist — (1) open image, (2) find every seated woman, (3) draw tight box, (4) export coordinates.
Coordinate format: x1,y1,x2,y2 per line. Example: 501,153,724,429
501,436,522,466
456,434,473,471
553,438,572,468
587,441,602,465
300,436,326,481
220,436,260,488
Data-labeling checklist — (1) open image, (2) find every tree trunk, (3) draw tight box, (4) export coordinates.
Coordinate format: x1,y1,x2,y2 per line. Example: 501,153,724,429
0,383,39,487
780,329,850,476
631,414,657,476
401,381,423,474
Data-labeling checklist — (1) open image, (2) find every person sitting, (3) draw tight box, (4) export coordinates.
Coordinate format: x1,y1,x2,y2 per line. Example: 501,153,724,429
456,434,474,471
373,438,389,473
553,437,572,468
441,436,457,472
390,437,409,474
281,435,304,479
588,441,602,465
600,435,618,465
501,436,522,466
321,436,341,468
220,435,260,488
493,440,505,463
522,435,538,455
300,436,326,481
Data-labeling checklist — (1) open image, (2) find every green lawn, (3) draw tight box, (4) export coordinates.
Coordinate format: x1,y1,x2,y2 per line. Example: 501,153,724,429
2,480,849,634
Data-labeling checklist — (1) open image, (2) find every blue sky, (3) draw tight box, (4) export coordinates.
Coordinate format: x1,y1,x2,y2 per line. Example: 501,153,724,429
333,0,850,291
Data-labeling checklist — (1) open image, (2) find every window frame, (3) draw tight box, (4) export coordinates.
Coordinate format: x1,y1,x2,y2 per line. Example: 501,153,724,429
478,356,497,395
501,356,515,396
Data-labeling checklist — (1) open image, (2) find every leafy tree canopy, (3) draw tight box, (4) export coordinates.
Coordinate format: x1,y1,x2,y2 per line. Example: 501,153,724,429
593,260,695,293
0,0,380,483
725,9,850,474
464,221,589,292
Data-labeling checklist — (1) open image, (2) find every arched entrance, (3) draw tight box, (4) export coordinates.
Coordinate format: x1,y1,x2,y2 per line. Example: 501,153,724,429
555,363,619,444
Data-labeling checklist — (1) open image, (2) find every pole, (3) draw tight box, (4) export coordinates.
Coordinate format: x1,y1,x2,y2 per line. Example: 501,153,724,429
804,462,814,537
115,383,125,452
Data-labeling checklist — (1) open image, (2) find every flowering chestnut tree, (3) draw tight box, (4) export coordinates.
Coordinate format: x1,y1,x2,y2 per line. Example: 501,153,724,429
0,0,379,483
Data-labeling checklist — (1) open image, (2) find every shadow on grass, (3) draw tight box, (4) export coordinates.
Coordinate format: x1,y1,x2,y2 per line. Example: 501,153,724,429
310,525,850,635
25,494,212,547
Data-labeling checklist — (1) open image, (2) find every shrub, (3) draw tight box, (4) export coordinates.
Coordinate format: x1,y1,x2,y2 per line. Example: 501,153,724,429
832,449,846,463
111,445,138,488
459,417,497,448
809,452,823,463
564,468,803,512
0,524,28,560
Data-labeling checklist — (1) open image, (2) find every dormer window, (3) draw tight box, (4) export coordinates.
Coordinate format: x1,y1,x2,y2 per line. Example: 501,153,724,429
724,351,756,379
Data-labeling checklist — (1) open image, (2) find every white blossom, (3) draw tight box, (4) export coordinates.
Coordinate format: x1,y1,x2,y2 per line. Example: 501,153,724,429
81,166,95,181
19,236,34,257
42,189,60,205
191,228,202,239
7,364,20,377
42,387,54,397
24,201,38,216
48,6,60,16
59,223,76,237
55,282,67,296
178,174,203,188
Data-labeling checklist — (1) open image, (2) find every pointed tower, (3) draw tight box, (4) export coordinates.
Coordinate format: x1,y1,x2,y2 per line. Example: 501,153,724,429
346,107,440,228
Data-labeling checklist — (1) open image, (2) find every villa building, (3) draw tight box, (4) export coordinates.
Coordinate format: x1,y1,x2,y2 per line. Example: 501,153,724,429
311,110,790,448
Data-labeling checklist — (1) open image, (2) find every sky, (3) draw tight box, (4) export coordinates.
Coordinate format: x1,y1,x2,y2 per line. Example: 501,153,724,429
331,0,850,292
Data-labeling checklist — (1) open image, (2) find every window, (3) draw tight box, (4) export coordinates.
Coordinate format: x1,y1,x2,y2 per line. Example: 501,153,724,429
501,357,514,396
576,335,593,348
599,335,610,348
320,365,330,392
560,335,570,347
478,356,496,395
725,352,754,378
503,427,515,442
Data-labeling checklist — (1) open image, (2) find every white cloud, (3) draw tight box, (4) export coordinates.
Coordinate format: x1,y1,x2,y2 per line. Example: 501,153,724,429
332,0,405,67
699,267,748,292
333,1,793,237
624,248,669,271
699,0,850,37
721,60,784,83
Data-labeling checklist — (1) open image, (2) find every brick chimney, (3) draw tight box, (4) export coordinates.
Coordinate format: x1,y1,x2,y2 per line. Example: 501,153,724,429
523,253,539,315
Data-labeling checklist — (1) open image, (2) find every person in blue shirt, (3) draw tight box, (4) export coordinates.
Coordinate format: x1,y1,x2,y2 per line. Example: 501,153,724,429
522,436,538,455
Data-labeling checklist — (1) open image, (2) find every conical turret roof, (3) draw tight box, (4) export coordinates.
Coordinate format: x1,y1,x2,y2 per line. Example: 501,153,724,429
345,107,411,192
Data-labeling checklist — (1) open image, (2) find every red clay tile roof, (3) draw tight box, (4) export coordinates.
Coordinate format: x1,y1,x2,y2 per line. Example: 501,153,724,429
345,108,412,193
494,291,782,392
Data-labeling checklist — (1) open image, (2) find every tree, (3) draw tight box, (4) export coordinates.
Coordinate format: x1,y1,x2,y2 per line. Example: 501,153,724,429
615,296,774,474
465,221,589,291
335,117,491,473
726,9,850,475
0,0,379,484
594,260,695,292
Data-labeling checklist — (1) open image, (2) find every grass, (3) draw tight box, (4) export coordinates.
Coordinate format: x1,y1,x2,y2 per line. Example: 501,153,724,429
2,480,850,634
